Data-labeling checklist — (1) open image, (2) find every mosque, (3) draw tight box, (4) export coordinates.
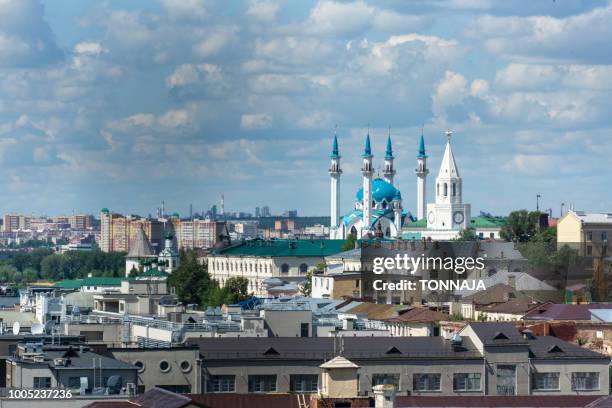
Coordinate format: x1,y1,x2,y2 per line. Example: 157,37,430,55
328,129,472,240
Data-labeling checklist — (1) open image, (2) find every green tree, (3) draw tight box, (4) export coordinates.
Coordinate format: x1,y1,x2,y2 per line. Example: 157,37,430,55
341,234,357,252
168,249,213,305
455,228,478,241
500,210,541,242
223,276,250,304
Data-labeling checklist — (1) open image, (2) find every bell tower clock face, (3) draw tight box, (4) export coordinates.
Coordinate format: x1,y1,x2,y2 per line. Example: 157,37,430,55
428,211,435,224
453,211,464,224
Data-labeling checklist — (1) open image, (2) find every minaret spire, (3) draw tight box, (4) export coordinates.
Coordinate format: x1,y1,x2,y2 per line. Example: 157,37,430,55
361,130,374,235
415,128,429,220
329,127,342,238
383,126,396,185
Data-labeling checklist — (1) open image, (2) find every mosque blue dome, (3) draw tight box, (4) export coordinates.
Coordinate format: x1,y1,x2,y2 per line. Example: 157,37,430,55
356,178,401,203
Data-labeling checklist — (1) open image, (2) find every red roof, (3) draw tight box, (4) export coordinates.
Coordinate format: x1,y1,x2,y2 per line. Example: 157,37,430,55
396,395,602,407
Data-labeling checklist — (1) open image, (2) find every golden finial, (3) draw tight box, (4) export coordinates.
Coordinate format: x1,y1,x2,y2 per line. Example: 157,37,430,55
446,129,452,142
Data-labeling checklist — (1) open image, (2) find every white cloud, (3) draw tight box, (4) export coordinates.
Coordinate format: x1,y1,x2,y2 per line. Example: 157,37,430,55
74,41,106,55
246,0,281,22
467,3,612,63
432,71,468,117
240,113,273,130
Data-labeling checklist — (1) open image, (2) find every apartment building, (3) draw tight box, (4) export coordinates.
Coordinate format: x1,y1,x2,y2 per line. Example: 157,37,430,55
558,210,612,256
188,322,610,397
99,209,163,253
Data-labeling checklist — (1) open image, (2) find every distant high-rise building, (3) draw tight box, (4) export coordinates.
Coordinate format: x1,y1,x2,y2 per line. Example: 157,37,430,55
255,207,260,218
261,206,271,217
69,214,94,230
220,194,225,215
2,214,21,232
99,208,163,253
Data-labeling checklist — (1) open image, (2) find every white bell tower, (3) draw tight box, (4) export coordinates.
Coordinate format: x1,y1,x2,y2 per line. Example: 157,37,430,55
425,130,471,239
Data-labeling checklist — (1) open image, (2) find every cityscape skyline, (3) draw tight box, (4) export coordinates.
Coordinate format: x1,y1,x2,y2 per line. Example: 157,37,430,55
1,1,612,216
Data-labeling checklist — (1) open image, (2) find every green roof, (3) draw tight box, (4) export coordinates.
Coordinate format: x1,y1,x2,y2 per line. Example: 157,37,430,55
471,216,506,228
133,268,169,278
212,239,346,258
405,218,427,228
54,279,82,289
54,277,123,289
401,232,422,240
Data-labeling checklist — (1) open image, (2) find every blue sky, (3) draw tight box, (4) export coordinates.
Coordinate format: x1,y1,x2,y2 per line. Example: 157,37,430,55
1,0,611,218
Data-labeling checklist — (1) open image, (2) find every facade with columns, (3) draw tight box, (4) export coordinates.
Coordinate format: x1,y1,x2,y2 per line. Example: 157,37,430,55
329,129,472,240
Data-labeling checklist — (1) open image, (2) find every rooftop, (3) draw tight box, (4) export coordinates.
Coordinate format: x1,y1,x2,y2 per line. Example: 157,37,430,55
567,210,612,224
524,303,612,321
211,238,346,258
186,336,481,360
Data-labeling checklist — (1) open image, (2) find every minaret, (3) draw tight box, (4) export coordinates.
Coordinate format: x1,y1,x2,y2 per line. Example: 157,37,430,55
383,129,396,185
415,132,429,220
392,190,402,238
361,133,374,233
329,132,342,238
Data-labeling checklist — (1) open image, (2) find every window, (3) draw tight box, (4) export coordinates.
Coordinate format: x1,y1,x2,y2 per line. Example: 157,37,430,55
180,360,192,373
603,232,608,241
290,375,318,392
159,360,171,372
452,183,456,196
134,361,145,373
413,374,440,391
207,375,235,393
496,365,516,395
532,372,559,390
248,375,277,393
281,264,289,273
587,231,593,240
33,377,51,389
571,372,599,391
443,183,448,197
300,323,309,337
373,374,400,390
299,263,308,274
453,373,481,391
587,245,593,255
68,377,81,389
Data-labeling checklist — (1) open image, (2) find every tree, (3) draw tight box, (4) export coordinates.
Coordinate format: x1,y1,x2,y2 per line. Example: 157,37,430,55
500,210,541,242
168,249,213,305
300,262,326,297
224,276,250,304
455,228,478,241
341,234,357,252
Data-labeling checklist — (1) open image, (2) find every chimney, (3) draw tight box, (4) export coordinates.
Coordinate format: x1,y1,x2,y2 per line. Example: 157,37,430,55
373,384,396,408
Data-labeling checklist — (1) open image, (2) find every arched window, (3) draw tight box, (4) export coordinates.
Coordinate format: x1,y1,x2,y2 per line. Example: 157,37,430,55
452,182,456,196
381,200,387,209
443,183,448,197
385,227,391,236
437,183,440,196
281,264,289,273
299,263,308,273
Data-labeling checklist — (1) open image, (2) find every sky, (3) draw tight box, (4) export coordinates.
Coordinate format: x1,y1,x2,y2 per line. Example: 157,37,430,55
1,0,612,218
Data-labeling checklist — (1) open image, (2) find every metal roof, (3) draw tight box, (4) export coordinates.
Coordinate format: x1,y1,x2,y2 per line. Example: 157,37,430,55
211,239,345,257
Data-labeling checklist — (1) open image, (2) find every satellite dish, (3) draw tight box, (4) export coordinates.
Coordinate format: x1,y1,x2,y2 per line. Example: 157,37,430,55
12,321,20,335
31,323,44,335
